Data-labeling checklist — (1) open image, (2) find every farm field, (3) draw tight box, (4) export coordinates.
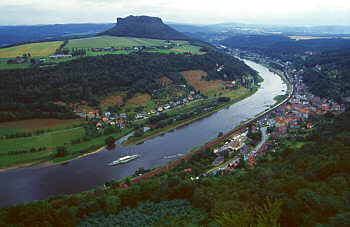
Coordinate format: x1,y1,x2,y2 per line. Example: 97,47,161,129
0,127,133,168
0,118,84,137
65,35,188,49
0,41,62,58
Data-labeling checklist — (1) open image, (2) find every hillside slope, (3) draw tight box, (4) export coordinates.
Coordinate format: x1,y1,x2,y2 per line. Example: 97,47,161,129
100,15,189,40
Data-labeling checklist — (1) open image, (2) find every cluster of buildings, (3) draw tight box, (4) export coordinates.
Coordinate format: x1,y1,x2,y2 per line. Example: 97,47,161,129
7,57,26,64
48,54,72,60
78,92,203,129
91,42,184,53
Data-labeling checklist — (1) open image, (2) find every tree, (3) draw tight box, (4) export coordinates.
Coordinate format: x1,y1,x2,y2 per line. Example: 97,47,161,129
56,146,67,157
105,136,116,149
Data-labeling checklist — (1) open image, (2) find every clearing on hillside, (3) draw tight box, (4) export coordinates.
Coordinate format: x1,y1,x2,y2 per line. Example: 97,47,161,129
0,41,63,58
124,93,153,109
100,92,125,109
65,35,188,49
181,70,225,94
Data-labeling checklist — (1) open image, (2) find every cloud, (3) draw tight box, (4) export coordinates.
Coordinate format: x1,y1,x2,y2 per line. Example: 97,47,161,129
0,0,349,26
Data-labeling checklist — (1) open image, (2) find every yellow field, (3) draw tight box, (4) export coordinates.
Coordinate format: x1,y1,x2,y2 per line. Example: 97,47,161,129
181,70,225,94
0,41,62,58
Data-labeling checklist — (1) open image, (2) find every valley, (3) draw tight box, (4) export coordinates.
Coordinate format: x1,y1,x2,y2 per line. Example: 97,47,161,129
0,11,349,226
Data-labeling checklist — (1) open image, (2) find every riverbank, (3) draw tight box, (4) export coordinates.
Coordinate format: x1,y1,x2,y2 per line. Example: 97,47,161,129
0,127,132,170
127,60,293,184
122,86,259,146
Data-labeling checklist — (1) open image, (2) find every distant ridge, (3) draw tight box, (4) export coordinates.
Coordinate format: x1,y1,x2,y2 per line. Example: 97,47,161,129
99,15,190,40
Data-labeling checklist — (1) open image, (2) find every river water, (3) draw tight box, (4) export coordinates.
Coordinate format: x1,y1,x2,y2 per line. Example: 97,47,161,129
0,60,286,207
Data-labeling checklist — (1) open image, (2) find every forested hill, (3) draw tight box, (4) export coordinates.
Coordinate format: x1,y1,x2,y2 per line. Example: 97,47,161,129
100,15,190,40
221,35,350,58
302,46,350,103
0,51,256,122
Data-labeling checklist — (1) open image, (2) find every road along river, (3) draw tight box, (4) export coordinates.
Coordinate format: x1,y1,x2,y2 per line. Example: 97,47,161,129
0,60,286,207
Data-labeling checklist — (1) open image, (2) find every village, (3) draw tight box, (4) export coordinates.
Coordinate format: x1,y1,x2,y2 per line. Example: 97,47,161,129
77,90,204,130
203,50,346,175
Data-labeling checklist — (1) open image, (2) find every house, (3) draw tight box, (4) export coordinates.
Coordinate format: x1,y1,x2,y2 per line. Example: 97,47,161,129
278,125,287,134
158,106,163,112
117,120,125,127
183,98,188,103
164,104,170,109
96,122,102,129
105,112,111,117
88,110,99,117
151,109,157,114
188,96,193,101
306,123,314,129
102,117,109,122
184,168,192,172
289,123,300,129
120,113,127,119
136,114,143,119
247,156,256,166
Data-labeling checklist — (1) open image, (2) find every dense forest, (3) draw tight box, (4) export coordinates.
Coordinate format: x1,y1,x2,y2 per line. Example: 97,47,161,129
0,50,256,122
1,111,349,226
302,46,350,103
221,35,350,58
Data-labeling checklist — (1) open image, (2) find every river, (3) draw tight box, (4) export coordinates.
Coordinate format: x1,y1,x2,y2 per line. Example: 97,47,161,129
0,60,286,207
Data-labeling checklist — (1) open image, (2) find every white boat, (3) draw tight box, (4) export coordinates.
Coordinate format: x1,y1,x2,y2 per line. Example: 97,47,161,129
108,155,139,166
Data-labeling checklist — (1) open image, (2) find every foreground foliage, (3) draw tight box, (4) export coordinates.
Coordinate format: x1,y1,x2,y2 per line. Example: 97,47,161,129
1,112,349,226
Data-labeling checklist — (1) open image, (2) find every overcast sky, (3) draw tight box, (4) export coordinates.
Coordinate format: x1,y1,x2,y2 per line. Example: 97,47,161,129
1,0,350,26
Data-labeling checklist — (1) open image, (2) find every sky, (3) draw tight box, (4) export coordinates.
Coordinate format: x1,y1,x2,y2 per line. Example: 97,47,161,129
1,0,350,26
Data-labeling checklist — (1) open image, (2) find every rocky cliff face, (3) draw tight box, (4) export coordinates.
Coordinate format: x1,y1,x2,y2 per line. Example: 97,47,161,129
116,15,163,25
100,15,189,40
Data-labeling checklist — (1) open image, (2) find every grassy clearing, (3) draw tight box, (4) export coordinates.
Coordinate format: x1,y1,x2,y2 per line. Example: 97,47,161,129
101,92,158,112
181,70,225,95
0,41,62,58
124,93,153,109
100,92,125,110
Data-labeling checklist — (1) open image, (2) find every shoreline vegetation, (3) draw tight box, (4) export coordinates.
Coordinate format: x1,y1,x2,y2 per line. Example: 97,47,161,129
0,81,259,171
122,87,258,146
0,58,268,171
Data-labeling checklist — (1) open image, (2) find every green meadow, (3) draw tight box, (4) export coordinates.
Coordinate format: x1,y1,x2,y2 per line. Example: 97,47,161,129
65,35,188,49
